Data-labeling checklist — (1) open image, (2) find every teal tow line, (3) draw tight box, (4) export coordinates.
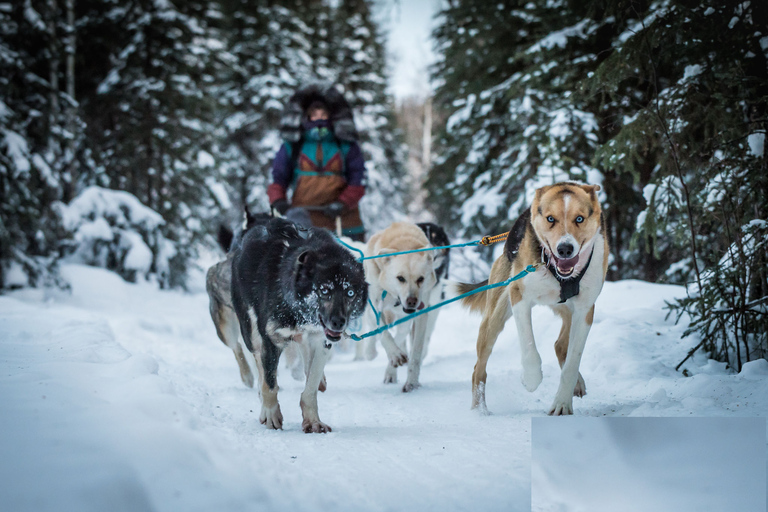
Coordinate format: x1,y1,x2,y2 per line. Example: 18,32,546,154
335,237,481,262
348,264,539,342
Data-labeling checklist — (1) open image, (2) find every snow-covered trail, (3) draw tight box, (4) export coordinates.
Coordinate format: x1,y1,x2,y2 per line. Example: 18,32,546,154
1,264,767,512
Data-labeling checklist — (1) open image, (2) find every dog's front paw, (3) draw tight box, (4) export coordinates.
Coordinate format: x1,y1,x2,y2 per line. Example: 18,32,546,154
548,398,574,416
521,365,543,392
573,373,587,398
383,365,398,384
260,403,284,429
388,349,408,368
402,381,420,393
302,418,332,433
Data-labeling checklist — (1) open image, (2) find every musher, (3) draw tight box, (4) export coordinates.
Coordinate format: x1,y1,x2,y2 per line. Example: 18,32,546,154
267,85,366,241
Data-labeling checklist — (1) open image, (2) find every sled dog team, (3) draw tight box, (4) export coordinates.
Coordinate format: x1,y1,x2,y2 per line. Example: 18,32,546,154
206,182,609,432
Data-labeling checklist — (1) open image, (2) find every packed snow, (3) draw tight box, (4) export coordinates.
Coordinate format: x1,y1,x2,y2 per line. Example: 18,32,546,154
532,417,766,512
1,262,767,512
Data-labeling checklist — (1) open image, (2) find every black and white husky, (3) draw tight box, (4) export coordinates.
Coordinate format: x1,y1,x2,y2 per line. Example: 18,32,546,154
206,216,367,432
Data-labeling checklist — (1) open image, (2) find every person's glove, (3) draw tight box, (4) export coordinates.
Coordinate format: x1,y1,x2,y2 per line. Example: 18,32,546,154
323,202,345,219
271,199,290,216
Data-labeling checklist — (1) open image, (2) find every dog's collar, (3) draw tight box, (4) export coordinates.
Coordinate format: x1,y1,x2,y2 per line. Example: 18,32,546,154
541,247,594,303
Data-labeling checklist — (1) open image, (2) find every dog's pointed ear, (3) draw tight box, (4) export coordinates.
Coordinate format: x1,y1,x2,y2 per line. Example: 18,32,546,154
535,184,554,201
372,248,394,271
581,184,601,196
297,250,314,266
295,250,316,289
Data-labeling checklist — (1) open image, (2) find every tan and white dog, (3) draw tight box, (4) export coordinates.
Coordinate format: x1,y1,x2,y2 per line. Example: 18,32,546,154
457,182,608,415
363,222,441,392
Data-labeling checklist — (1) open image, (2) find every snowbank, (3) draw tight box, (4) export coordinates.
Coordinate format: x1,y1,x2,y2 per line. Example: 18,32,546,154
1,265,766,511
57,187,177,285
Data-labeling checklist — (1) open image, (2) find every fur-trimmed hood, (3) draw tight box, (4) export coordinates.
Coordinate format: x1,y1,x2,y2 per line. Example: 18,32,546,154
279,84,358,143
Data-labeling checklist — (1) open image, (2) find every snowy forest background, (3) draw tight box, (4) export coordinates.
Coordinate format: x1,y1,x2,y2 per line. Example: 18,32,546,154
1,0,767,372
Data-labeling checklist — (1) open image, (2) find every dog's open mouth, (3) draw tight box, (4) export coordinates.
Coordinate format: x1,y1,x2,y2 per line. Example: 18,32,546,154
551,253,580,278
402,302,426,314
323,328,342,342
319,318,343,342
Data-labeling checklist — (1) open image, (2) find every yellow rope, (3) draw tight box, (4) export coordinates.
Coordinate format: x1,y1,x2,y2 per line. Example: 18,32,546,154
479,232,509,246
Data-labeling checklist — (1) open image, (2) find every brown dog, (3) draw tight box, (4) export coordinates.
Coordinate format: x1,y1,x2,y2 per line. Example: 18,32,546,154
457,182,609,415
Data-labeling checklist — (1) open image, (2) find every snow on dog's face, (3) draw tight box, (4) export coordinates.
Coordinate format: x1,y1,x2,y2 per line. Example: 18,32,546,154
294,247,368,343
531,183,602,279
374,251,438,314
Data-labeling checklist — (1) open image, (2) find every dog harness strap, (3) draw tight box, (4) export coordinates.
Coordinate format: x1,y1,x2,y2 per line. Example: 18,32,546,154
543,248,595,303
366,290,390,326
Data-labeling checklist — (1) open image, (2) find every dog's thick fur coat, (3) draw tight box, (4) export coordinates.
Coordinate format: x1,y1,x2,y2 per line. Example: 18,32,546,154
207,217,367,432
363,222,443,392
458,182,608,415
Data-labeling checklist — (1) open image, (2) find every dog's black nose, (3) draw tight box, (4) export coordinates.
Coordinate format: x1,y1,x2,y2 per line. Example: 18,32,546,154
328,315,345,332
557,243,575,259
405,296,418,309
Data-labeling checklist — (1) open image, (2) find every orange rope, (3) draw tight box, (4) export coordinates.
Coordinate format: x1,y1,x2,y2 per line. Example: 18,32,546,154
479,232,509,246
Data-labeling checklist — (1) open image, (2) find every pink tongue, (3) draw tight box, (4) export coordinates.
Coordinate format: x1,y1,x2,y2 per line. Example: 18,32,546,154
556,254,580,272
324,328,340,338
417,302,426,310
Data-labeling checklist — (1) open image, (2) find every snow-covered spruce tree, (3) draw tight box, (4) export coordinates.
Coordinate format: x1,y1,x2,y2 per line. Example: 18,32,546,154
0,0,85,289
82,0,228,287
331,0,406,231
427,1,615,258
584,0,768,370
214,0,313,215
57,186,177,284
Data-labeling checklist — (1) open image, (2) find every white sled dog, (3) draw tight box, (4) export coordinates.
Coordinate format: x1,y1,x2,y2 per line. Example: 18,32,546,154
456,182,609,415
362,222,444,392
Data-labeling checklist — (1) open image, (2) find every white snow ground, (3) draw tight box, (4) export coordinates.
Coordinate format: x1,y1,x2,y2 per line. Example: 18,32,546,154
1,263,767,512
532,417,766,512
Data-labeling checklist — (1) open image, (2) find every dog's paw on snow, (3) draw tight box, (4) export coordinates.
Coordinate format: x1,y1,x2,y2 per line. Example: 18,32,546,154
521,365,543,392
402,381,420,393
383,367,397,384
302,419,332,433
260,404,284,429
548,398,574,416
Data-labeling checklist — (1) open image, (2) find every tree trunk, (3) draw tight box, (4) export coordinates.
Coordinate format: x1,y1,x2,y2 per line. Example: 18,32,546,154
63,0,76,202
421,96,432,170
47,0,60,154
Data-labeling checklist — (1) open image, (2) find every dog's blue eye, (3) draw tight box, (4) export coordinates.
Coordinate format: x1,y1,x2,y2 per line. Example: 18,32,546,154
397,276,406,283
347,289,354,297
320,287,329,295
547,216,555,223
575,216,584,224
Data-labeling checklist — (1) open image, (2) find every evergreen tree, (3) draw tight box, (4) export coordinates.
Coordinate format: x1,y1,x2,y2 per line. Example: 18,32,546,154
82,0,228,286
214,0,314,213
428,1,609,249
584,0,768,370
0,0,82,289
332,0,406,231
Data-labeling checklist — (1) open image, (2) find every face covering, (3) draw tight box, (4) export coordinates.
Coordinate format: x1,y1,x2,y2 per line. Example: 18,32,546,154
304,119,332,140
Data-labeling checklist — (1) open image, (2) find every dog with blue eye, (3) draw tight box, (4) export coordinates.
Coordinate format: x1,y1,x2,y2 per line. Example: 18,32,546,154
455,182,609,416
206,215,367,432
